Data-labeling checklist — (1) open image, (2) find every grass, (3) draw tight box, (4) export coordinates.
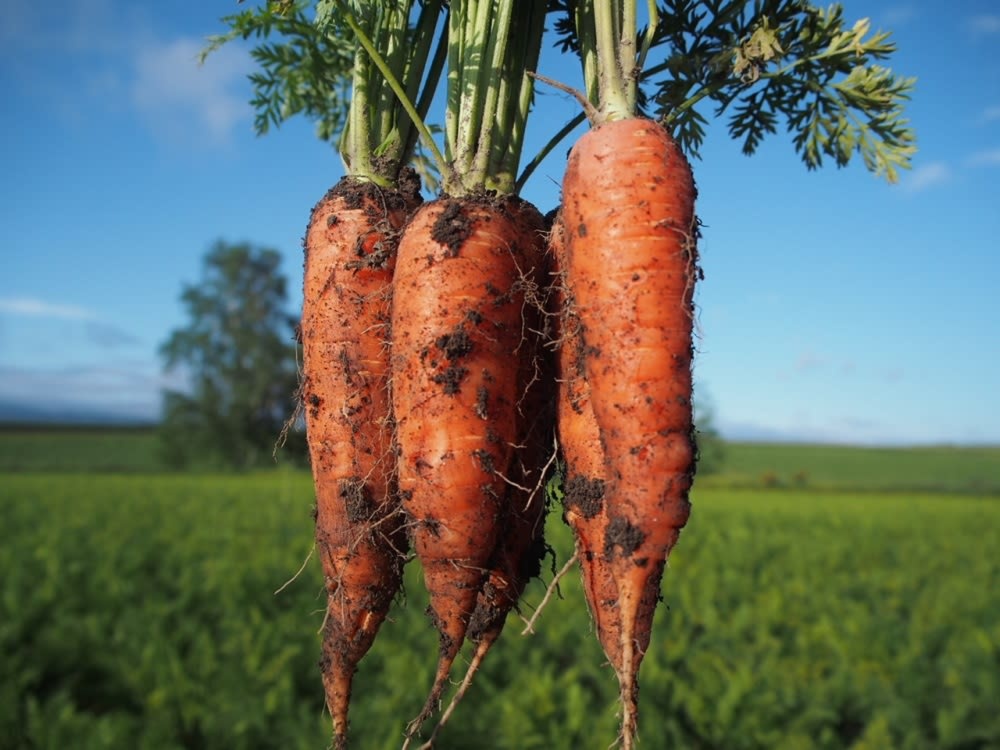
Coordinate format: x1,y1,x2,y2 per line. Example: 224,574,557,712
703,441,1000,495
2,425,998,494
2,471,999,749
0,424,162,473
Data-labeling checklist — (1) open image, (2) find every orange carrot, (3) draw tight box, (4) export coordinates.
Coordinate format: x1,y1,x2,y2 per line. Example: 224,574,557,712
391,195,546,739
550,212,622,668
560,117,697,744
417,266,554,744
301,176,420,750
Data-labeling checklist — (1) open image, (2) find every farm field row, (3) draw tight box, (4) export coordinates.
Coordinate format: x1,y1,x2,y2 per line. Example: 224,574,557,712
2,473,998,749
2,426,998,495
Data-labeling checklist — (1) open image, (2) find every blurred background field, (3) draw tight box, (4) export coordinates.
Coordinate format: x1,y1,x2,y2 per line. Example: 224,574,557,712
2,426,999,749
4,424,999,493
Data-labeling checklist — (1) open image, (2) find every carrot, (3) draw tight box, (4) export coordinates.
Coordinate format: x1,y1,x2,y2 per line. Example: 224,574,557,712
416,257,555,747
549,212,623,668
391,195,546,740
561,116,697,746
301,176,421,750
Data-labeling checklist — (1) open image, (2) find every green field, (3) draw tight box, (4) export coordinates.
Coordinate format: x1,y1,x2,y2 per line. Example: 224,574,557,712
703,441,1000,495
0,425,163,473
2,429,999,748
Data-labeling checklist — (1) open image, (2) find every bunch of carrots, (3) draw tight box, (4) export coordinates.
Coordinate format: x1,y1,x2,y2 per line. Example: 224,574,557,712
302,4,695,746
210,0,914,747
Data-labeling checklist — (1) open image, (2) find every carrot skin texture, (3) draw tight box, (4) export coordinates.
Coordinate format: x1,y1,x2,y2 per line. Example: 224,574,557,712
391,196,545,733
301,178,418,749
550,213,622,668
561,118,697,741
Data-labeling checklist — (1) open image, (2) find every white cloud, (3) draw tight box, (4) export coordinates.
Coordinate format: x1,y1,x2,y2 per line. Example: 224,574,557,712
902,162,952,192
965,149,1000,167
0,363,167,420
968,15,1000,34
2,1,252,146
131,38,252,145
881,6,917,26
981,105,1000,123
795,352,826,372
0,297,97,320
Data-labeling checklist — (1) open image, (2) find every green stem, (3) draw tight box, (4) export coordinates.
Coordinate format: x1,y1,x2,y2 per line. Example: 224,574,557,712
404,9,449,169
335,0,448,181
636,0,657,79
470,0,514,189
593,0,634,120
576,0,599,107
504,1,547,188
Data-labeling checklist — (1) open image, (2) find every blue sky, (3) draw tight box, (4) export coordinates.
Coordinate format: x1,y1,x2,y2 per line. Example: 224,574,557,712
1,0,998,444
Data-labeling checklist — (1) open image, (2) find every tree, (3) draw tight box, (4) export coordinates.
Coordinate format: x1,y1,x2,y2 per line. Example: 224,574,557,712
159,241,305,469
694,397,726,475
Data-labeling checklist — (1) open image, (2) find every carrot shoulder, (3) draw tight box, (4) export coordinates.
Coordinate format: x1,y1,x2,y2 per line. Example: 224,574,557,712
301,177,417,749
560,117,698,740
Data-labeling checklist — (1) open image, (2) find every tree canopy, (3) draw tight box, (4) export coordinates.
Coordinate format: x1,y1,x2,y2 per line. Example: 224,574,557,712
159,241,305,469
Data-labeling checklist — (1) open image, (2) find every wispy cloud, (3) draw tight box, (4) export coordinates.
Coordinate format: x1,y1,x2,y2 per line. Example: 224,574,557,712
965,149,1000,168
85,321,142,349
0,297,140,349
131,38,252,146
795,352,826,372
902,162,952,192
2,1,251,146
0,362,169,420
980,105,1000,123
0,296,97,320
968,15,1000,34
881,6,917,26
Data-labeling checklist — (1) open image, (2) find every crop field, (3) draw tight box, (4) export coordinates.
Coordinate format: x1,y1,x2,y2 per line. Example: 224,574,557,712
3,431,1000,750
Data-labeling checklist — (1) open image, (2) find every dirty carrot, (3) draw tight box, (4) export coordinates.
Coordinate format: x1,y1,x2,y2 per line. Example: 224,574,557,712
561,115,697,748
302,177,420,749
550,212,622,668
297,3,445,747
545,2,699,746
393,195,546,742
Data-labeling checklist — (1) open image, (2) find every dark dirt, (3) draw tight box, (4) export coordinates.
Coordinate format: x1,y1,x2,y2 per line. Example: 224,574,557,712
307,392,322,419
430,199,472,257
346,232,394,271
466,584,502,641
435,329,473,361
421,516,441,537
475,386,489,419
339,478,372,524
328,176,407,215
426,608,456,657
564,476,605,519
472,449,496,474
431,365,469,395
428,324,473,394
604,515,646,559
337,348,355,386
519,533,547,583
